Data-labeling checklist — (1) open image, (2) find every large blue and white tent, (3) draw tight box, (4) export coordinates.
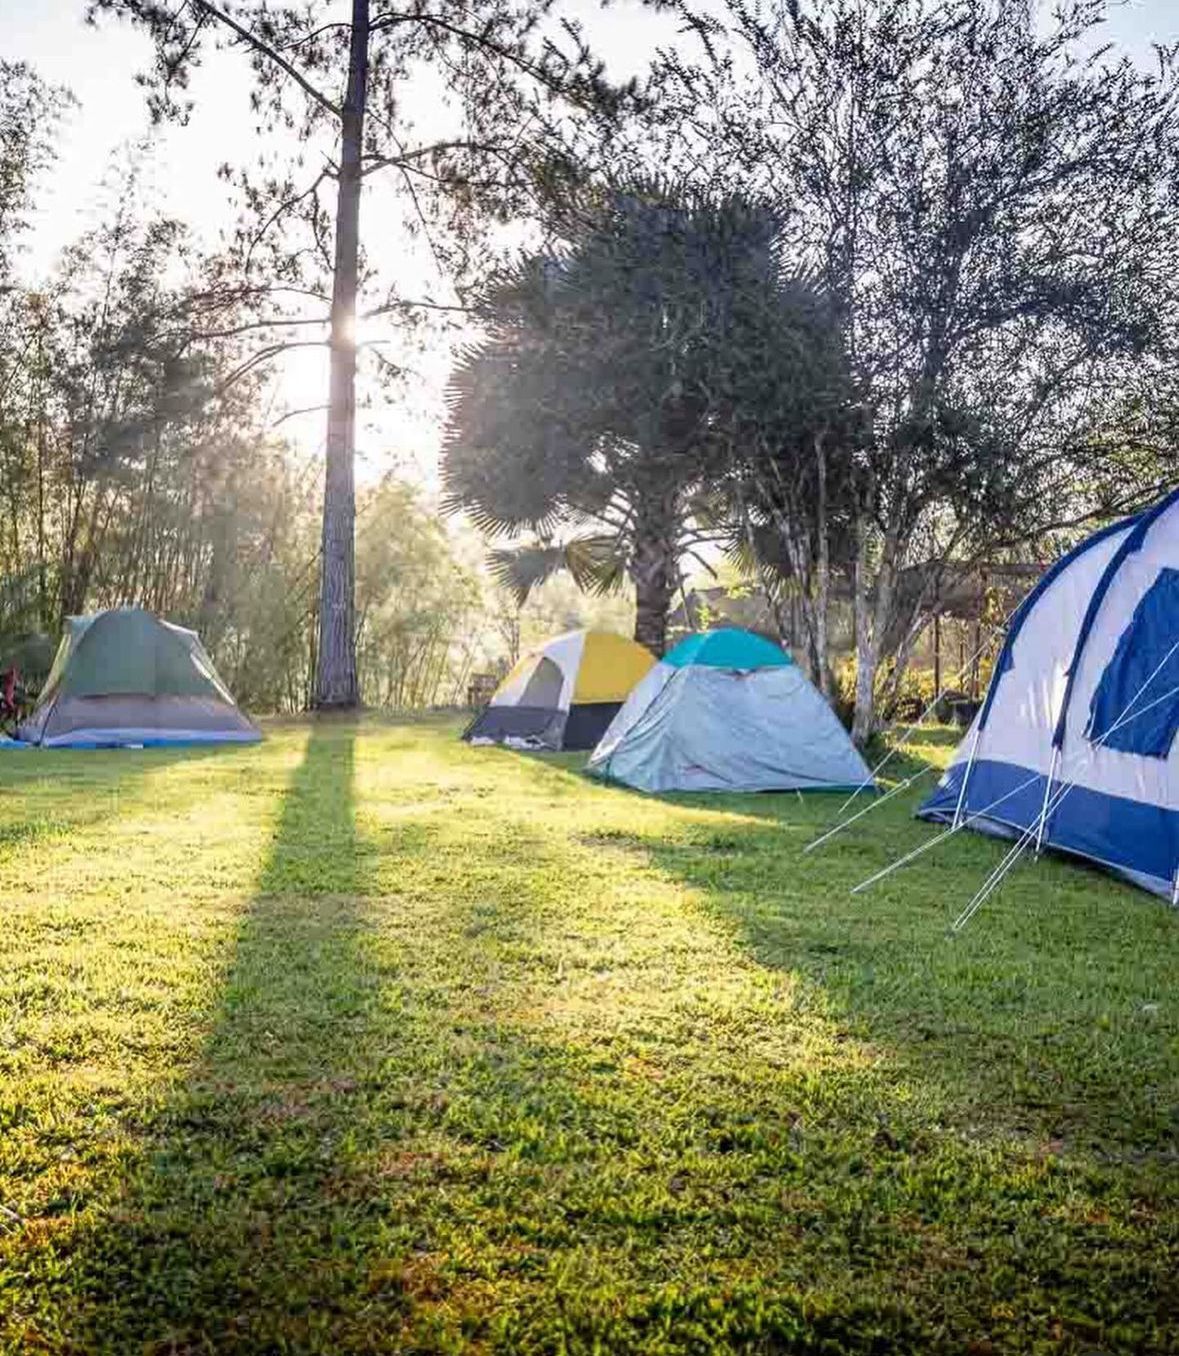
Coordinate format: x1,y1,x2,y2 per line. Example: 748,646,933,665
920,488,1179,901
587,628,873,794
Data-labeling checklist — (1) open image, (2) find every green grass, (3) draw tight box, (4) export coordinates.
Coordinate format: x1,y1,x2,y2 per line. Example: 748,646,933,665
0,716,1176,1353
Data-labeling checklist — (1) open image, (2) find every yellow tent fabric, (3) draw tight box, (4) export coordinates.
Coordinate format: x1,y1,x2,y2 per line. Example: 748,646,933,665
572,632,655,703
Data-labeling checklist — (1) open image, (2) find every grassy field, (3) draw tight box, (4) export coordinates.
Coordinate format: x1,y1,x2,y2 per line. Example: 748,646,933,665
0,716,1176,1354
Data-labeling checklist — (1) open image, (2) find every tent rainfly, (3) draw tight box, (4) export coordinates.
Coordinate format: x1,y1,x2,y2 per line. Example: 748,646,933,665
919,487,1179,901
464,630,655,751
17,608,261,749
587,627,874,793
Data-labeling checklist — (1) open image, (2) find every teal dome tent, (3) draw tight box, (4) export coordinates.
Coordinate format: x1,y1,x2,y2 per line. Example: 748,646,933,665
587,628,872,793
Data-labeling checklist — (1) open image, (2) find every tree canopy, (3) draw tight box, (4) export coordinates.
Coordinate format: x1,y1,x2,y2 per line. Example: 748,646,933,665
653,0,1179,735
3,0,1179,735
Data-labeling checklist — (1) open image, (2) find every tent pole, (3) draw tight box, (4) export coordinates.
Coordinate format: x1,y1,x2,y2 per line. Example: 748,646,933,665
804,765,934,854
948,664,1179,929
850,765,1046,894
860,678,1179,900
1034,747,1060,856
951,824,1038,932
951,721,983,830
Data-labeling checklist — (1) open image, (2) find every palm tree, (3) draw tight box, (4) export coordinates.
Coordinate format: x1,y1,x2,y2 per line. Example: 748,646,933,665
442,184,846,656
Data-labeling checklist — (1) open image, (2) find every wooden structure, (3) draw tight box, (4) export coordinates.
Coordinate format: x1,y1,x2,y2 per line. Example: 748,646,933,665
466,671,499,709
670,561,1045,698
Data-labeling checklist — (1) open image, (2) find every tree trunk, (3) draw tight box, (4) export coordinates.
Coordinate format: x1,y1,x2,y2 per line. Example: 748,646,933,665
735,487,792,654
632,543,674,657
969,570,986,701
314,0,369,709
813,433,832,701
851,513,874,745
757,458,826,692
851,509,901,747
877,607,929,722
630,494,676,657
933,611,941,697
35,326,48,630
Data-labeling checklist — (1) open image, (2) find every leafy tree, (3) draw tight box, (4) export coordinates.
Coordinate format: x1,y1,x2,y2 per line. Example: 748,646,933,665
353,477,483,707
0,62,68,286
0,65,70,659
90,0,633,707
657,0,1179,738
442,185,847,656
0,108,517,718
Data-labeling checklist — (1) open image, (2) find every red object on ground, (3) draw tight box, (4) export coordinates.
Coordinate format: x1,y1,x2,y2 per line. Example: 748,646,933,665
1,667,17,717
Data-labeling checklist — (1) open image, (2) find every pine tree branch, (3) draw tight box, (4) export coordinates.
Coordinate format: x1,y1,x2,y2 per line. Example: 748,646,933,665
213,339,329,396
165,315,331,341
363,298,478,316
358,139,515,179
270,402,331,428
371,11,595,104
244,166,336,272
193,0,342,118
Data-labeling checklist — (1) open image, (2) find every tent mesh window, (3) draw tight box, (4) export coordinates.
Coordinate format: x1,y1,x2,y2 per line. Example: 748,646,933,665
519,656,564,708
1087,567,1179,758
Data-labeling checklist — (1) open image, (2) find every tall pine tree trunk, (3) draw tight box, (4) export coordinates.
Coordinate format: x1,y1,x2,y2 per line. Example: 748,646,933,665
36,330,49,631
314,0,369,709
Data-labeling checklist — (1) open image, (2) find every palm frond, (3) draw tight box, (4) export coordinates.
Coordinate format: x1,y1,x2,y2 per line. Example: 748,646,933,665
488,535,629,605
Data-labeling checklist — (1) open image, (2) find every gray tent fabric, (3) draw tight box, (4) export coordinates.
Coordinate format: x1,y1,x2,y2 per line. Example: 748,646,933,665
588,664,872,793
520,656,564,709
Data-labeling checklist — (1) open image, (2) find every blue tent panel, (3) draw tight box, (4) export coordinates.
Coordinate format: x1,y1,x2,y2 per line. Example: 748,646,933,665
41,729,261,750
1087,567,1179,758
977,513,1139,734
918,486,1179,904
1051,485,1179,748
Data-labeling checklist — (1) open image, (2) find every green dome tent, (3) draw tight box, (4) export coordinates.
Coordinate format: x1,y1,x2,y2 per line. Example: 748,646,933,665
17,608,260,749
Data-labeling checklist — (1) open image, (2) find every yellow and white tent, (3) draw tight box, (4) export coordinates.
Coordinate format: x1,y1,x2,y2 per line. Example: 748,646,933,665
464,630,654,750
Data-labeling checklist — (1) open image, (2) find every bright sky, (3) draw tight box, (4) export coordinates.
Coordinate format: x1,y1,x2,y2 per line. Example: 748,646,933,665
3,0,681,484
4,0,1177,481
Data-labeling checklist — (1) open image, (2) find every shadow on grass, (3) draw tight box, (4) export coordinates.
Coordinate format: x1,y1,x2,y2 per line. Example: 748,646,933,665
64,721,390,1351
49,730,927,1353
530,744,1179,1154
